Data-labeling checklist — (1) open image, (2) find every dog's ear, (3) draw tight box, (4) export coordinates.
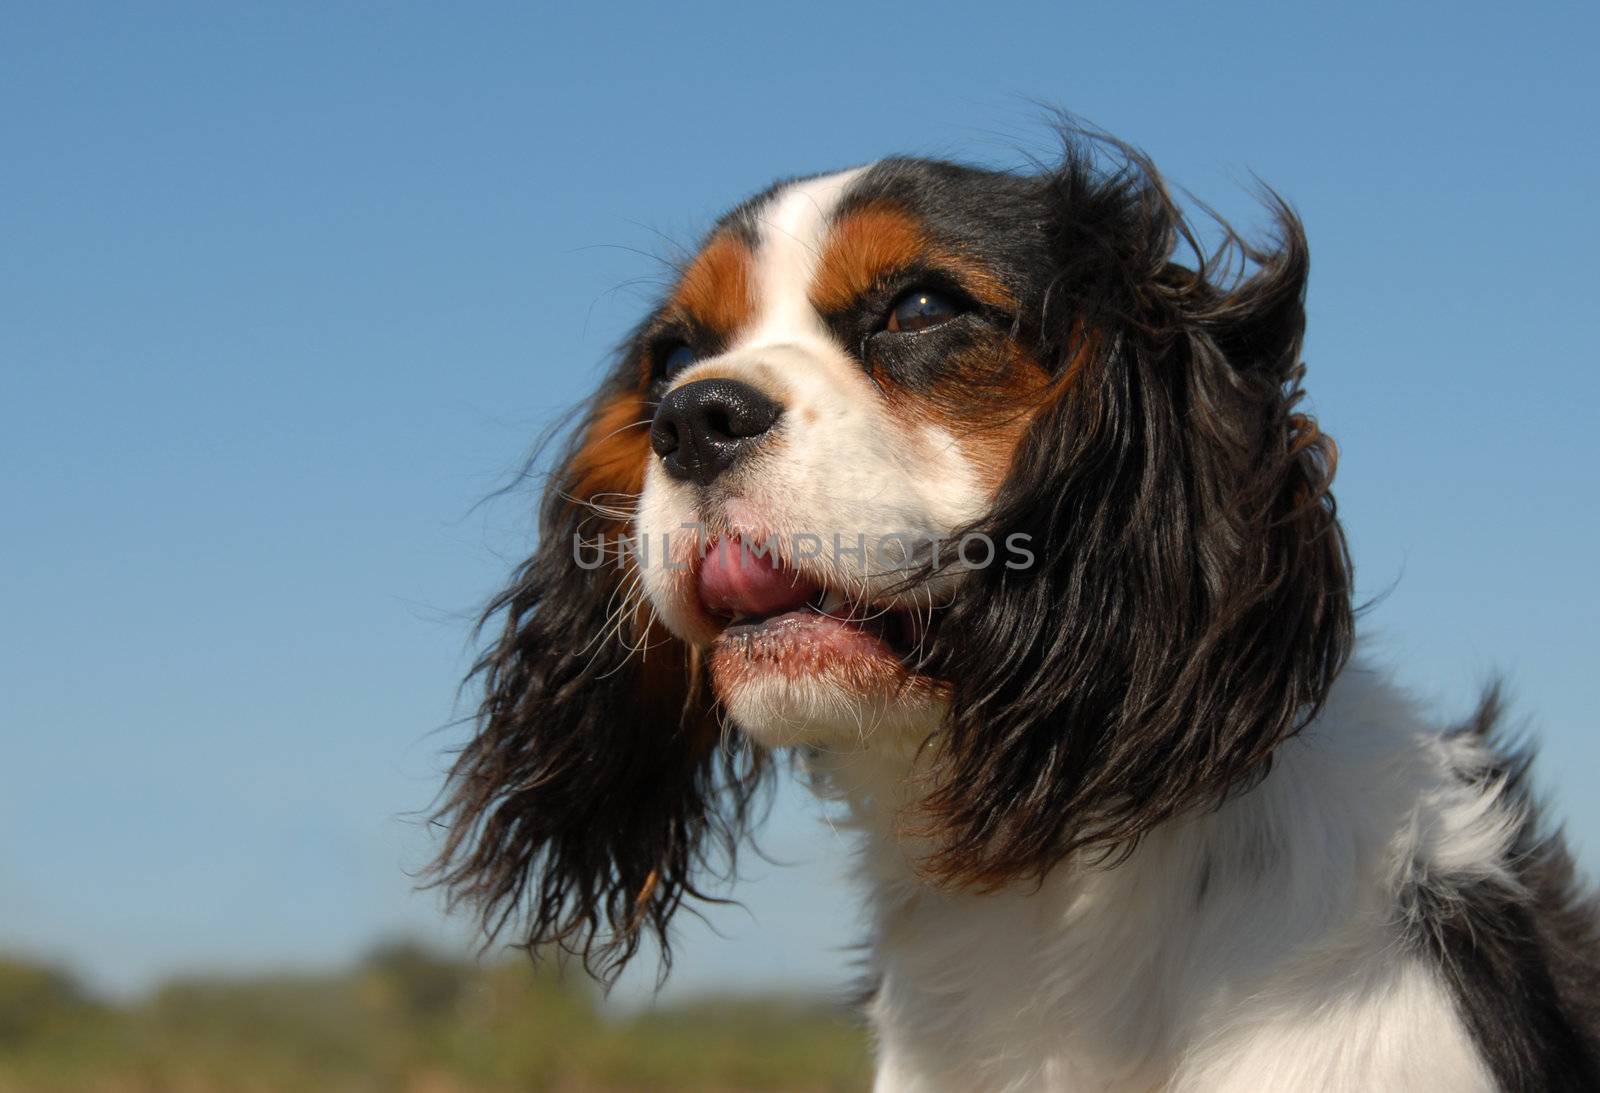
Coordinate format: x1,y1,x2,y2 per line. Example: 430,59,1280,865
920,140,1353,886
430,357,765,982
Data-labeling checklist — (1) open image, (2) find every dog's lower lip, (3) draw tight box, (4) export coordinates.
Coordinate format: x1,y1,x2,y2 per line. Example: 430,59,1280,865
722,608,813,635
713,602,920,662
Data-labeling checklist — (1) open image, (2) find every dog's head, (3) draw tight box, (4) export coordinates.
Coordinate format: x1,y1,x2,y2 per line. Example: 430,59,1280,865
433,133,1353,977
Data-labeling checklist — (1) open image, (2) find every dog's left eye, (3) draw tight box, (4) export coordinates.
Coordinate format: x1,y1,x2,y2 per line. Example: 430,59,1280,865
885,288,960,333
659,343,697,378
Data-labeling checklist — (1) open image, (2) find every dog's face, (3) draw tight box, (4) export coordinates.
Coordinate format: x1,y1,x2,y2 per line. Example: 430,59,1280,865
433,136,1354,978
635,163,1055,747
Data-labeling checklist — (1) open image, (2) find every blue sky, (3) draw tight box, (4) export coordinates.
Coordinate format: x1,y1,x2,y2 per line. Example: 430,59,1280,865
3,2,1597,1006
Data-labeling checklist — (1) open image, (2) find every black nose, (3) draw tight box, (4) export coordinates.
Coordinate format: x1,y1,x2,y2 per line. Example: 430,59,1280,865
651,378,782,486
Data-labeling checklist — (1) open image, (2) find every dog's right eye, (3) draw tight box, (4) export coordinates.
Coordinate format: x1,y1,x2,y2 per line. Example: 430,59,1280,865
659,343,697,378
885,288,962,334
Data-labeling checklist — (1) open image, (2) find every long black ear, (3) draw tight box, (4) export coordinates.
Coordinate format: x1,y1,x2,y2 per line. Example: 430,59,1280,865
920,139,1353,885
429,366,766,982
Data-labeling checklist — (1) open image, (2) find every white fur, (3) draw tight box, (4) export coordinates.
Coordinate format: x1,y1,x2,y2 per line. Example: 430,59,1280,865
808,665,1512,1091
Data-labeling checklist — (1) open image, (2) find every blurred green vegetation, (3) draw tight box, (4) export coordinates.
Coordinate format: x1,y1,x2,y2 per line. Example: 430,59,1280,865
0,943,870,1092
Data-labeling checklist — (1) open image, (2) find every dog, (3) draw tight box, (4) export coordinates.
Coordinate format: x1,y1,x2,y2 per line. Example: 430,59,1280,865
431,130,1600,1090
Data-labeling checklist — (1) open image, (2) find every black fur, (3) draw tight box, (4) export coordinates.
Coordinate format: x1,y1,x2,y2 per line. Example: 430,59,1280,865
1404,686,1600,1089
428,363,769,983
893,137,1355,885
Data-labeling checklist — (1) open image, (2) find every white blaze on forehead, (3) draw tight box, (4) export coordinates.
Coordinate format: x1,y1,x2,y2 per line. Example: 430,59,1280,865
736,166,871,350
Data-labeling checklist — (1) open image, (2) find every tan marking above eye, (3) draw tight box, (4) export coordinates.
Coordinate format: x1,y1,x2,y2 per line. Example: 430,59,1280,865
670,232,756,338
810,206,931,315
809,204,1015,317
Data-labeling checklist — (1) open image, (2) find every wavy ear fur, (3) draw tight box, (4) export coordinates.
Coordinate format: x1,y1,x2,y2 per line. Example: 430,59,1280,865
429,360,767,982
922,137,1354,886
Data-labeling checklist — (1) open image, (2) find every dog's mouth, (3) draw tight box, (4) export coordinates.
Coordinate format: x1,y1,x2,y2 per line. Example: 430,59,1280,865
697,537,930,681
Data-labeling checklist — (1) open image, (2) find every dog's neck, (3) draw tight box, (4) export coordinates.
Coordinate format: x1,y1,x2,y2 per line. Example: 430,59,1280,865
803,665,1510,1091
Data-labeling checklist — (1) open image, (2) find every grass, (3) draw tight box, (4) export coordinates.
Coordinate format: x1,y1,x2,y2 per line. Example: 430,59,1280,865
0,943,871,1092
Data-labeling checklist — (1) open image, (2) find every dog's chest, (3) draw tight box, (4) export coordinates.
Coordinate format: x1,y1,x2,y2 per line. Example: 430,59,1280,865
862,858,1181,1092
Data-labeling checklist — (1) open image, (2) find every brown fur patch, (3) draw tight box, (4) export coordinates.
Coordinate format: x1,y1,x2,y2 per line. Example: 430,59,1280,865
930,353,1051,490
567,393,717,762
1287,411,1340,508
901,326,1097,492
672,231,757,337
567,390,652,517
810,204,1014,316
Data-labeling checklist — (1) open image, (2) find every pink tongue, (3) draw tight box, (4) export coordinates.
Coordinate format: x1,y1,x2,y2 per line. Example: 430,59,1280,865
699,538,820,619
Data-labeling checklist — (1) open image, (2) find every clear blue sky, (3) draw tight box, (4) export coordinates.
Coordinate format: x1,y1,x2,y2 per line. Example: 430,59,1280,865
3,2,1597,1007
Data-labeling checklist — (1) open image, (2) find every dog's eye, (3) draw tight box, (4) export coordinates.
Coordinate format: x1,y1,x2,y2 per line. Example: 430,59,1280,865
659,343,697,378
885,289,960,334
